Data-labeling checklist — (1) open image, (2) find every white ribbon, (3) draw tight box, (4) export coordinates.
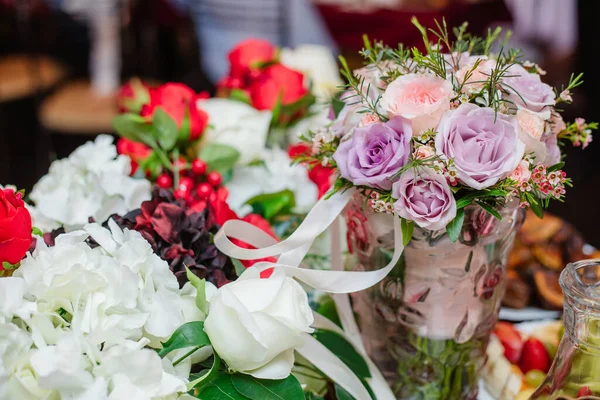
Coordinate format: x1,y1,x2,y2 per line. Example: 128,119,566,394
214,189,404,399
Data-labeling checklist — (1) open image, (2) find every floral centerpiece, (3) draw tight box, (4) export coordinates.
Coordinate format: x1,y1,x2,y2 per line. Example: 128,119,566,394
294,20,596,399
0,185,387,400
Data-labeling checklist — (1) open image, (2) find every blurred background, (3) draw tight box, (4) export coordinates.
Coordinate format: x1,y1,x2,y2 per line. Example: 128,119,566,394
0,0,597,244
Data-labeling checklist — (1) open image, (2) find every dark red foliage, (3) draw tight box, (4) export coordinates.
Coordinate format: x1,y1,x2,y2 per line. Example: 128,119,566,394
109,187,236,288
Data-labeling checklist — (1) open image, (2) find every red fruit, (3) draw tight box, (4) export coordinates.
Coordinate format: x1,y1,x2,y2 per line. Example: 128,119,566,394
173,157,187,173
494,322,524,364
191,159,207,176
196,182,213,199
173,188,189,201
519,338,551,374
577,387,593,397
156,174,173,189
207,171,222,187
179,177,195,191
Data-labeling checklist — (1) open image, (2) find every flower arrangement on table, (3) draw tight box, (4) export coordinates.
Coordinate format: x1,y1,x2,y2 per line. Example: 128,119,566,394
289,19,597,399
0,184,383,400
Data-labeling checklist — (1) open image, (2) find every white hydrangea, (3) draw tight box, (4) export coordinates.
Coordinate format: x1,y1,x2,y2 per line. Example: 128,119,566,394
0,222,213,400
225,147,318,216
28,135,151,232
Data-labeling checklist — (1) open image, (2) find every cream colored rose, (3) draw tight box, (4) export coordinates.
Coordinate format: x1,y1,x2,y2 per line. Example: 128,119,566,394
203,268,314,379
517,109,547,162
382,73,453,135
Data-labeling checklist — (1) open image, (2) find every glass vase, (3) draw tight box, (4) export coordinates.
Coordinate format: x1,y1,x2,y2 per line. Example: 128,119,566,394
531,260,600,400
343,193,524,399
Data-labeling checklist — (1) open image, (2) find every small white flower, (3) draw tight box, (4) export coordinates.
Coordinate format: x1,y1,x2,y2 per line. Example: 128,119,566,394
560,90,573,103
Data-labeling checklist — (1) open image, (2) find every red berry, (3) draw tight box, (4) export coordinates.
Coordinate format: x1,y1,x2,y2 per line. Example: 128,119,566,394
173,188,189,201
156,174,173,189
195,182,213,199
191,158,207,176
577,387,593,397
173,157,187,173
207,171,222,187
494,322,524,364
519,338,551,374
179,177,195,191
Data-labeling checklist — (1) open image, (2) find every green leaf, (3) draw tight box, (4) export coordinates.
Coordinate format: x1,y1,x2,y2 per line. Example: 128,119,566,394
400,218,413,247
316,296,342,328
312,329,370,379
270,92,283,126
179,108,191,142
187,353,221,392
547,161,565,172
31,227,43,237
475,200,502,220
281,93,316,117
232,258,246,277
139,151,163,178
446,208,465,242
332,97,346,118
158,321,210,358
456,197,473,209
197,373,250,400
230,89,251,104
153,107,179,151
231,374,304,400
185,267,207,314
112,113,155,147
334,384,354,400
245,190,296,221
199,143,241,174
526,192,544,219
305,393,326,400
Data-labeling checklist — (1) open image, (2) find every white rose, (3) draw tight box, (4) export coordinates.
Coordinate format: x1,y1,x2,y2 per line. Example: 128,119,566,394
199,98,272,165
382,73,454,135
280,45,343,102
204,268,314,379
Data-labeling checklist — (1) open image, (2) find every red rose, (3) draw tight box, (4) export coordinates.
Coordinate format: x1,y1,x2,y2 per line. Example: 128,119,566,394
116,138,152,175
249,64,308,111
140,83,209,141
228,39,276,80
288,144,334,198
0,189,32,266
117,79,150,113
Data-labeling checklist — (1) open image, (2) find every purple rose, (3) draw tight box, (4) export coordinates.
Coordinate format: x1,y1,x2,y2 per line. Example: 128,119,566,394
435,104,525,190
504,64,555,117
333,116,412,190
392,168,456,231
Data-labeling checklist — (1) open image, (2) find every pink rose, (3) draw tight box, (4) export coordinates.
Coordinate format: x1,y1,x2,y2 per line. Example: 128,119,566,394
517,109,547,162
455,59,496,93
413,145,435,160
382,73,454,135
358,113,380,127
510,160,531,183
392,168,457,231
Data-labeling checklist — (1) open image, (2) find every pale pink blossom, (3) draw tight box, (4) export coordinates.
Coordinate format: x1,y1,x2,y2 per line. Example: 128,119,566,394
382,73,454,135
358,113,380,127
455,59,497,92
413,145,435,160
510,160,532,183
560,90,573,103
576,117,587,130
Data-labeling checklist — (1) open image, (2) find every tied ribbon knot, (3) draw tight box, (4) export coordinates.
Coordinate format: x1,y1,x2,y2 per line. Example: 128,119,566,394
214,188,403,400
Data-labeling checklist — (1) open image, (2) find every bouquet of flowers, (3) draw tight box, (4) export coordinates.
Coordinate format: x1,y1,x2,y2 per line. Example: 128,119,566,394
0,185,385,400
288,20,597,399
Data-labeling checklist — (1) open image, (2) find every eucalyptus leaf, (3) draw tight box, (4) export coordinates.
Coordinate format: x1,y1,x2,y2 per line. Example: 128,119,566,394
185,267,207,314
230,374,304,400
199,143,241,174
158,321,210,358
446,208,465,243
197,373,250,400
312,329,370,379
153,107,179,150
